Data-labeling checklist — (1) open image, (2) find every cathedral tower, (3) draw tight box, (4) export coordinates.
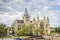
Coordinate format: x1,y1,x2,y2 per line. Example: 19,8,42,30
46,16,50,35
22,8,30,24
43,16,50,35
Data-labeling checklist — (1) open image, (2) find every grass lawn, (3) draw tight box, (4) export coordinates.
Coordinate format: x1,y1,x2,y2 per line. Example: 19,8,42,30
20,36,31,39
11,36,31,39
51,32,58,35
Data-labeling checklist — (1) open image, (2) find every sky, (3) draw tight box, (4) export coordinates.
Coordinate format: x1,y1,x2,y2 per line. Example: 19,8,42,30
0,0,60,27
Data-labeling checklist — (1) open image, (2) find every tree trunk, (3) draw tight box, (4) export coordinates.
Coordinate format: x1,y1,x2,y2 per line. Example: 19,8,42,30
2,34,3,40
36,32,38,36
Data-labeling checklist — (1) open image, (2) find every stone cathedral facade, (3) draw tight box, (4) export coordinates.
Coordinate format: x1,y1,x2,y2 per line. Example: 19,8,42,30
11,8,50,36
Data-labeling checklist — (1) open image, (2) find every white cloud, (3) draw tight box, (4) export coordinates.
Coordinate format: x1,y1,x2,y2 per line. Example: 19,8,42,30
0,11,23,26
0,0,60,27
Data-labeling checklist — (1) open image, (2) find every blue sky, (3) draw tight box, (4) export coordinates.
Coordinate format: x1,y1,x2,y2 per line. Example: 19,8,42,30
0,0,60,27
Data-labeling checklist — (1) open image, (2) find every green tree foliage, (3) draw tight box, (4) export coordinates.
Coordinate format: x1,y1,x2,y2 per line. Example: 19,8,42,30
0,24,7,37
28,24,34,36
55,26,60,34
17,23,41,36
17,25,29,36
34,27,41,36
17,24,34,36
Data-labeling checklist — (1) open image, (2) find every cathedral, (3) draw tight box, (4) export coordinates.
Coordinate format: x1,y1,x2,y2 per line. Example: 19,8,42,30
11,8,50,36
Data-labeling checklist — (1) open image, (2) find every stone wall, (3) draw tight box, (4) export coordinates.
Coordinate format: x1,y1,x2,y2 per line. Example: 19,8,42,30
21,36,60,40
50,37,60,40
22,37,46,40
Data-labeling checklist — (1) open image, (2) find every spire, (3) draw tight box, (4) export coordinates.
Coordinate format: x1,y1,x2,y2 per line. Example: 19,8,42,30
24,8,29,16
37,15,39,21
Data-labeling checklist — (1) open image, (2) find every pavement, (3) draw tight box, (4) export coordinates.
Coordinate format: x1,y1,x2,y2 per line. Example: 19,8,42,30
0,38,14,40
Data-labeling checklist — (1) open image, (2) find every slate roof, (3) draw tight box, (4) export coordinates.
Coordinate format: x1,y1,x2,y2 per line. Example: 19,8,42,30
16,20,24,23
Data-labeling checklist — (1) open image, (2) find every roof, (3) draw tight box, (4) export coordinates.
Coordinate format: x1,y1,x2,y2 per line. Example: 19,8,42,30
16,20,24,23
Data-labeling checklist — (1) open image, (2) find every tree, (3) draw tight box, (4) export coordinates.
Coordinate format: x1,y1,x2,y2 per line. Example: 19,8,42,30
28,23,34,36
0,24,7,40
17,25,30,36
55,26,60,34
34,26,41,36
17,24,34,36
17,23,42,36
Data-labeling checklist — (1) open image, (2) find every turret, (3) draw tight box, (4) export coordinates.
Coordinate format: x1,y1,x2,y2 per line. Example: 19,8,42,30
32,17,36,23
44,16,46,22
33,17,36,21
37,15,39,21
47,16,49,23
